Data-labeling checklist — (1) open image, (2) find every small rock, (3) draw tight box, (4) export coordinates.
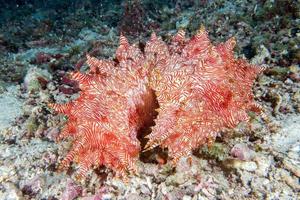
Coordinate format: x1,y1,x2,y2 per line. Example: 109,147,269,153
254,155,273,177
24,67,52,93
44,127,60,141
124,193,145,200
239,171,253,187
165,188,185,200
0,165,16,182
0,86,23,131
102,194,113,200
140,184,151,195
194,176,218,198
240,161,257,172
21,176,45,197
182,195,192,200
166,172,189,185
81,195,102,200
251,45,271,65
47,82,56,91
61,179,82,200
0,182,23,200
250,177,270,192
281,172,300,191
231,143,256,161
224,159,257,172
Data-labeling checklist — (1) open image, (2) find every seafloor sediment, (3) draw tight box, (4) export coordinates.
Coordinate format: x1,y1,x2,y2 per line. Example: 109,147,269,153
0,1,299,199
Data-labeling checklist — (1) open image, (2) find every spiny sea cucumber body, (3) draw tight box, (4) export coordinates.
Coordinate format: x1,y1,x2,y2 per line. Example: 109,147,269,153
50,27,264,179
145,29,264,164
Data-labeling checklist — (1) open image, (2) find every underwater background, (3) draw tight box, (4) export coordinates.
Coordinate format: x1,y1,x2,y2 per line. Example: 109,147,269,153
0,0,299,199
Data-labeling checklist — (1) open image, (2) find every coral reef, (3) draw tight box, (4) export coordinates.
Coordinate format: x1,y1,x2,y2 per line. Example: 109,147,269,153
49,27,263,179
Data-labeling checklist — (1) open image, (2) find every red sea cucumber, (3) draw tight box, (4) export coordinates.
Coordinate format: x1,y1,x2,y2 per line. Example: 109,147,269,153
49,27,264,179
49,36,157,179
145,27,264,164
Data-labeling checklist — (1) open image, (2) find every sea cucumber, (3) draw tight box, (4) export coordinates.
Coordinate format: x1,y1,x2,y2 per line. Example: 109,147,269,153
49,27,264,179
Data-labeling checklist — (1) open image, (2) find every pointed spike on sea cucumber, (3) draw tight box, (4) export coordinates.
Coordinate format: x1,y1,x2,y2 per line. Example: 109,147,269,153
69,71,91,83
143,139,154,149
75,168,87,181
131,164,140,176
120,171,130,183
252,64,267,74
119,33,129,48
225,37,237,51
174,150,191,163
57,121,77,141
59,140,86,171
86,54,97,73
86,54,114,74
171,157,180,167
86,54,97,70
56,127,69,141
127,161,138,175
143,140,160,152
75,159,92,181
238,111,251,123
173,29,186,43
150,32,158,41
242,63,266,76
178,29,185,38
249,102,265,114
48,102,73,114
144,135,151,139
86,53,92,61
198,24,206,35
194,25,209,41
115,169,129,182
69,71,81,80
86,54,95,71
58,150,76,171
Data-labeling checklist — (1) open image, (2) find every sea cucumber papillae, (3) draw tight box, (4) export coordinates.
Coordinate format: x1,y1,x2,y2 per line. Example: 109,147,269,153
49,27,264,179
